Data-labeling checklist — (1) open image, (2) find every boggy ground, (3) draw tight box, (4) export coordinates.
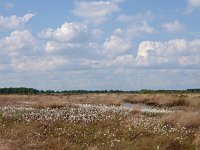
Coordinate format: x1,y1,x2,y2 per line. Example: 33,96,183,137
1,93,200,107
0,93,200,150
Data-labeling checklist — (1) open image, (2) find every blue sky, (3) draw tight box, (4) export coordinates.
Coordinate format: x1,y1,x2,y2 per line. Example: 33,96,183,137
0,0,200,90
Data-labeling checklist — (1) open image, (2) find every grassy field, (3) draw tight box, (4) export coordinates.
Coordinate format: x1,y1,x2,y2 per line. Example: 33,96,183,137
0,94,200,150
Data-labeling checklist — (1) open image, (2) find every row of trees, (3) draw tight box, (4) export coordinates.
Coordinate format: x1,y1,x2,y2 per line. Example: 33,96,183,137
0,87,200,95
0,88,131,94
0,88,40,94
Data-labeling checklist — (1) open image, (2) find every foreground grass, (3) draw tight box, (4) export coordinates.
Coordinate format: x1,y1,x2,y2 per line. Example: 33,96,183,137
0,120,196,150
0,104,199,150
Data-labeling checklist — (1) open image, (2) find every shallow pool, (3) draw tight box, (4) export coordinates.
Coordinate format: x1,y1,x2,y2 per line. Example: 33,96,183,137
122,101,171,113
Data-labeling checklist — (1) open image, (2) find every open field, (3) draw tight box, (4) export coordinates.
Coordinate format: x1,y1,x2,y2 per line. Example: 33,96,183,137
1,93,200,107
0,93,200,150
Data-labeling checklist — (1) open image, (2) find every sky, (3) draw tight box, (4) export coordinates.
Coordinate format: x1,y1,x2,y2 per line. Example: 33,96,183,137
0,0,200,90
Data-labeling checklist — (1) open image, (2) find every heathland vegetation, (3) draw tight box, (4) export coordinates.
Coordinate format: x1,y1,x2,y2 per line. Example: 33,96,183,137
0,90,200,149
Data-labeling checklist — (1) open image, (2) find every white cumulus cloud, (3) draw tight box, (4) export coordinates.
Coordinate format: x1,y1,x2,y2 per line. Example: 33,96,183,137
185,0,200,13
113,22,155,39
163,20,185,32
101,21,155,58
91,29,103,39
0,30,35,53
136,39,200,67
187,0,200,7
44,41,81,53
11,56,68,72
0,13,35,30
39,22,88,43
117,11,154,23
103,36,132,57
73,1,121,24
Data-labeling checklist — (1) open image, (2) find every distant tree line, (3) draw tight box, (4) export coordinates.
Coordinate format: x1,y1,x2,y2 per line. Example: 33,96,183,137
0,88,40,94
0,87,200,95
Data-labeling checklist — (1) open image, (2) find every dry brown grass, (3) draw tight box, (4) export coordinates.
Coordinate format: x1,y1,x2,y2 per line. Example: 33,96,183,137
125,94,200,107
0,95,28,105
195,131,200,149
162,111,200,128
0,138,10,150
0,93,200,108
0,114,196,150
0,96,199,150
33,100,67,109
87,146,99,150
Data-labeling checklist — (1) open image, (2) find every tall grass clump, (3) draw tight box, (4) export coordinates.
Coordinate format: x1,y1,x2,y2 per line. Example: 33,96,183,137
33,100,66,109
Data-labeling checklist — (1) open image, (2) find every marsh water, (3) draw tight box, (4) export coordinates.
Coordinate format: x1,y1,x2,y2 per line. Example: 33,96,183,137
122,101,170,113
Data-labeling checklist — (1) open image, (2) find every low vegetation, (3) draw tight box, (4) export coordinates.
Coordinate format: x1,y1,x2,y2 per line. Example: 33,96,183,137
0,93,200,149
125,94,200,108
